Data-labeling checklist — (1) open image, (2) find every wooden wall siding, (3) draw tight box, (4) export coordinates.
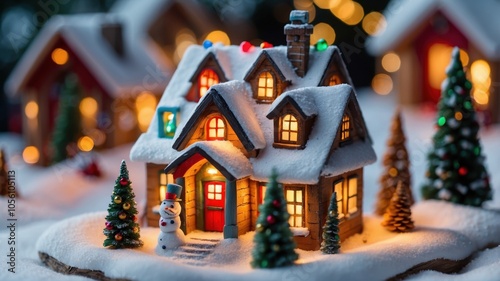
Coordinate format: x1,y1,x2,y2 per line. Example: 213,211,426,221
236,178,251,235
184,166,198,234
249,180,259,230
146,163,163,227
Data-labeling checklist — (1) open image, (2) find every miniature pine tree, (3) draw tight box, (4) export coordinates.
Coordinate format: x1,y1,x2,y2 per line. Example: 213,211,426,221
374,110,414,216
251,169,298,268
51,74,81,163
103,160,143,248
382,181,414,232
421,47,492,207
320,192,341,254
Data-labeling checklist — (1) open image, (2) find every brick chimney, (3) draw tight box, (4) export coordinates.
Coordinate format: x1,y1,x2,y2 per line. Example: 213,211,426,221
284,10,313,77
101,22,124,57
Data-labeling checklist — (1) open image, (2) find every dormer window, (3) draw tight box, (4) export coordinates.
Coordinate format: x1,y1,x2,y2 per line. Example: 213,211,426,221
206,115,226,140
157,107,179,138
329,74,341,86
341,114,351,142
199,69,219,97
257,71,274,100
280,114,298,143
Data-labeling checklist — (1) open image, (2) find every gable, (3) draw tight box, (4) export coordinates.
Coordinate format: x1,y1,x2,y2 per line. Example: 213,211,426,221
318,49,354,87
244,51,287,82
172,84,264,154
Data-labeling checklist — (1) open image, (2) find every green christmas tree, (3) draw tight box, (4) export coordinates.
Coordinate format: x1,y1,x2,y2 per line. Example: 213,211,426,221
320,192,340,254
374,110,414,216
51,73,81,163
421,47,492,206
251,169,298,268
103,160,143,248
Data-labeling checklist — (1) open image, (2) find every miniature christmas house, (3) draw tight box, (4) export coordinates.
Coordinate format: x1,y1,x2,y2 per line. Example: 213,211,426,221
367,0,500,123
131,10,376,250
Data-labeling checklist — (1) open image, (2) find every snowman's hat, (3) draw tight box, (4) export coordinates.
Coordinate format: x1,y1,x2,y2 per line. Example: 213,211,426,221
165,183,182,201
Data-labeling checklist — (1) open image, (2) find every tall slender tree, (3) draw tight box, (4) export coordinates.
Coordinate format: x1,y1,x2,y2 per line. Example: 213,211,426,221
320,192,341,254
421,47,492,206
51,73,81,163
103,160,143,249
374,110,414,215
251,169,298,268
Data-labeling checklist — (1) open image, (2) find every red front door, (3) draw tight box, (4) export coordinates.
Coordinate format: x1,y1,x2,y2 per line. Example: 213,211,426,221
204,181,225,232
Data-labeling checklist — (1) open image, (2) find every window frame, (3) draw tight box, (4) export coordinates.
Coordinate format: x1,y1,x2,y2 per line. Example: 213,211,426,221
158,170,174,203
205,115,226,141
279,113,299,144
157,107,179,139
198,68,219,97
329,74,342,86
284,186,305,228
332,175,359,220
340,114,352,144
256,71,275,101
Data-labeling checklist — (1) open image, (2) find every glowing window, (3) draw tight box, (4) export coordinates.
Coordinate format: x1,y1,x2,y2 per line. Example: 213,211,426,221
280,114,298,143
206,116,225,140
259,184,267,204
333,176,358,219
334,181,344,220
199,69,219,97
341,114,350,141
158,171,174,202
257,71,274,99
329,74,341,86
207,183,223,200
157,107,179,139
285,187,304,227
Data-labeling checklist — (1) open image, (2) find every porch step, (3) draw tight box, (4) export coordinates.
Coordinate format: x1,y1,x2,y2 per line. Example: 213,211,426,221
172,238,221,266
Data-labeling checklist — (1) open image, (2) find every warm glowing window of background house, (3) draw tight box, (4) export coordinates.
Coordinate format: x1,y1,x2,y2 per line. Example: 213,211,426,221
280,114,298,143
158,171,174,202
285,187,304,227
334,177,358,219
199,69,219,97
257,71,274,99
341,114,351,141
258,184,267,204
329,74,341,86
206,116,225,140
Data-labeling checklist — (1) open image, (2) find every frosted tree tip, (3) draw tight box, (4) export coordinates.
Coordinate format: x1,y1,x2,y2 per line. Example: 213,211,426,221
451,47,460,58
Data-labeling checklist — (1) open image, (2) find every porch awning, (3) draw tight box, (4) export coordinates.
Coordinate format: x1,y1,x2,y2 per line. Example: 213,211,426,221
165,141,253,181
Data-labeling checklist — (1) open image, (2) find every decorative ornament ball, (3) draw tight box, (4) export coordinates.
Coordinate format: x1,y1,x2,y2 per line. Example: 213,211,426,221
132,215,138,222
123,202,131,210
240,41,253,53
315,38,328,51
260,42,273,49
256,223,264,232
114,196,122,204
119,212,127,220
459,167,468,176
273,244,280,252
133,227,139,233
105,221,113,230
266,215,276,224
203,40,213,49
119,178,128,186
272,199,280,207
115,233,122,241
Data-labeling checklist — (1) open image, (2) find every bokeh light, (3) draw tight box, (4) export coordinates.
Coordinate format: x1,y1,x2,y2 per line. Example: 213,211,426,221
205,30,230,46
311,23,336,45
362,12,386,36
372,73,393,95
25,101,38,119
51,48,68,65
23,146,39,164
381,52,401,73
77,136,95,152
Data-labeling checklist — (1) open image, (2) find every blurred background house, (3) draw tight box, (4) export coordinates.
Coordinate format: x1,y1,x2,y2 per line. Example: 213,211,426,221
1,0,390,165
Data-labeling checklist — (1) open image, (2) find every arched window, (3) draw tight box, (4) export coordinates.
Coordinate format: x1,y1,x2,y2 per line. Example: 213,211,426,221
199,69,219,97
280,114,298,143
341,114,351,141
206,116,225,140
329,74,341,86
257,71,274,99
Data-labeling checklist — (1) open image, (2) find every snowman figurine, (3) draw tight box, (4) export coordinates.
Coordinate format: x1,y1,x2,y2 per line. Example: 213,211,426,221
155,183,186,255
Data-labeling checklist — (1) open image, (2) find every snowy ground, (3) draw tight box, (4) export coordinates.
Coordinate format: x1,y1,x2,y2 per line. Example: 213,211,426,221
1,91,500,281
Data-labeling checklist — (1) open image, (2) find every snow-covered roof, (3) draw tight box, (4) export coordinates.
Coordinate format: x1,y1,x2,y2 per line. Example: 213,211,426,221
5,13,169,97
165,141,253,181
367,0,500,60
131,43,375,184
